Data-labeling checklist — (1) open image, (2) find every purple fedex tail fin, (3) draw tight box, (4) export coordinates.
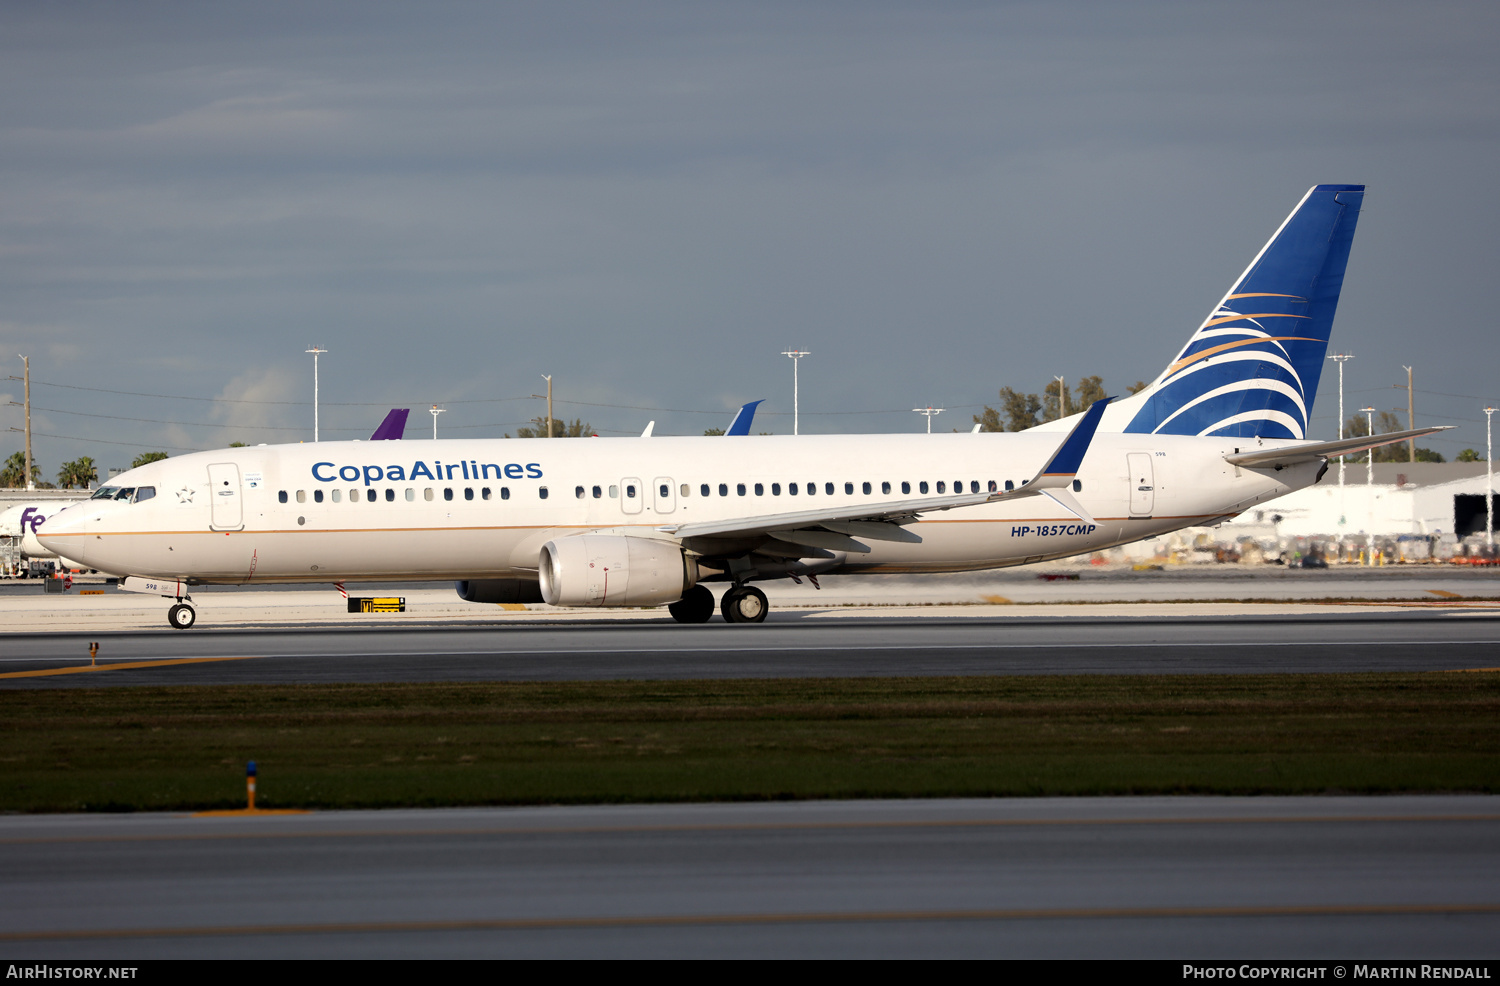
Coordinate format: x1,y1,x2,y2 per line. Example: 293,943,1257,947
370,409,409,440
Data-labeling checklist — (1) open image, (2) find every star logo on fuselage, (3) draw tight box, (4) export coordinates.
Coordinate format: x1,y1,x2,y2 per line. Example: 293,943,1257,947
175,487,195,504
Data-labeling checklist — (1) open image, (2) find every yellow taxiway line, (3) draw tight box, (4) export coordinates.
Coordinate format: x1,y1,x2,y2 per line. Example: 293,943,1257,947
0,656,260,679
4,902,1500,941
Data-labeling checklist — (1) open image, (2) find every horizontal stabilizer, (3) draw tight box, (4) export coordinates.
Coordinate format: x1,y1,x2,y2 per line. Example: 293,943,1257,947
1225,426,1453,468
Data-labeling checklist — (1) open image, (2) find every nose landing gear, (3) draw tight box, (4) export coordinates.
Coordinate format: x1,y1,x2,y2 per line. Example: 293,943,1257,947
720,584,768,624
167,602,197,630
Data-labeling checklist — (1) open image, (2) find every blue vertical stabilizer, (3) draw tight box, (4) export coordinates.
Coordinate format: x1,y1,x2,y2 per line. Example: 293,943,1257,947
725,400,764,436
1123,184,1364,439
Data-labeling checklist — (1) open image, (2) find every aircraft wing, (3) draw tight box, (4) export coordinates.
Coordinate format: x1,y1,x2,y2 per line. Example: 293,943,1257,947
1224,426,1453,468
658,398,1112,550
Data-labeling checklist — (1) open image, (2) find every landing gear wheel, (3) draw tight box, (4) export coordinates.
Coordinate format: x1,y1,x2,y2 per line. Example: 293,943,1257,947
167,603,197,630
720,585,768,624
668,584,716,624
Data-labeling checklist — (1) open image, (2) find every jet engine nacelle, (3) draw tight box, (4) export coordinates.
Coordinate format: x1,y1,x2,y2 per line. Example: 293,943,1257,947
454,579,545,605
539,535,695,607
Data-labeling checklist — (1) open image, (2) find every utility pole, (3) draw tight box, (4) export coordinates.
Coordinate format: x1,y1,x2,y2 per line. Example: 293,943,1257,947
305,347,327,442
912,406,944,433
19,355,33,490
541,375,553,438
430,405,445,439
1054,376,1067,419
1361,407,1375,486
782,350,810,436
1486,405,1495,550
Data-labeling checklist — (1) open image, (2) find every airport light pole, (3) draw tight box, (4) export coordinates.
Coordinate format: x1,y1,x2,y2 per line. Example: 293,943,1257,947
305,347,327,442
1328,353,1353,555
913,406,944,433
1487,405,1495,549
541,375,553,438
1054,375,1067,418
782,350,810,436
1361,407,1376,487
430,405,445,440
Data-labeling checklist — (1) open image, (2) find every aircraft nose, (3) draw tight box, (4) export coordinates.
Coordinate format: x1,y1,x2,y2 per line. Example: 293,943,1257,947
35,505,93,557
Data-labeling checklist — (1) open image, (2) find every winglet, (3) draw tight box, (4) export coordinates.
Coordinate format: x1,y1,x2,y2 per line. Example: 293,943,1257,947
726,400,764,436
370,409,409,441
1028,397,1111,489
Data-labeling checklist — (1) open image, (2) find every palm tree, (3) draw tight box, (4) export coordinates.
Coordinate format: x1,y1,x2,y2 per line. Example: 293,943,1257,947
57,456,98,490
1,451,27,488
131,451,168,468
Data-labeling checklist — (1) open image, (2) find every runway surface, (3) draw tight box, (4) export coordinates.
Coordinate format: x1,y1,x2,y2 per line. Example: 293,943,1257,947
2,610,1499,686
1,795,1495,958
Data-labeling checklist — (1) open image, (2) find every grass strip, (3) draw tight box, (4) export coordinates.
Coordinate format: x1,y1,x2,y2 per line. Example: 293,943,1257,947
1,673,1496,813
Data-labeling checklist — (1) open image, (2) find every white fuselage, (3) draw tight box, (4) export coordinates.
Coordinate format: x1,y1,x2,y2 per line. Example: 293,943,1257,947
36,432,1317,586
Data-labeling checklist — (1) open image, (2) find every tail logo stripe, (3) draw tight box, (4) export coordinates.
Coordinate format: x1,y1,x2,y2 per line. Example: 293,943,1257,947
1167,335,1321,374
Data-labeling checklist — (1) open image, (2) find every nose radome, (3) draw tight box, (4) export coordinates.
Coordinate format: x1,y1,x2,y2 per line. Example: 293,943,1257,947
35,506,93,556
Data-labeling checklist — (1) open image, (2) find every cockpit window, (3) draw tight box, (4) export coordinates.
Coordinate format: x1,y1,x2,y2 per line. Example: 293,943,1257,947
91,487,120,500
134,487,156,503
114,488,135,500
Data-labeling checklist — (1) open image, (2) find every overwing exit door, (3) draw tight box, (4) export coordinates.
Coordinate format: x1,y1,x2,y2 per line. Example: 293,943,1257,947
1127,453,1155,517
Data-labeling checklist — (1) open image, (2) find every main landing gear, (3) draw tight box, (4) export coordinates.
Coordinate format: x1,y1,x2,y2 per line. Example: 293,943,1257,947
167,602,197,630
720,584,768,624
668,584,716,624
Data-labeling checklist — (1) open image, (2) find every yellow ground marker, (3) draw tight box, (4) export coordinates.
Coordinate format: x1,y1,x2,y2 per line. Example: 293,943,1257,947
1429,589,1464,599
191,761,309,817
980,595,1013,605
0,656,261,680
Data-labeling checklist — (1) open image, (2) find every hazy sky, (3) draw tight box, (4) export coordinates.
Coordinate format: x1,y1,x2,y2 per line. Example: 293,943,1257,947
2,0,1497,474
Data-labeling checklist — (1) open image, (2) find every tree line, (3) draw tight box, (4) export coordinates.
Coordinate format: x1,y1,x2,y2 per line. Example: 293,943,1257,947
1,450,169,489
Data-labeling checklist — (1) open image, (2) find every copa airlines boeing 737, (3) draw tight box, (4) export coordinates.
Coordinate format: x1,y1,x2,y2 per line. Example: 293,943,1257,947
38,184,1443,629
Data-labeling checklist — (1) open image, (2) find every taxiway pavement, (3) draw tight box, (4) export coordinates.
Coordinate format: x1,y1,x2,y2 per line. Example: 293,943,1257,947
2,610,1498,686
1,795,1495,958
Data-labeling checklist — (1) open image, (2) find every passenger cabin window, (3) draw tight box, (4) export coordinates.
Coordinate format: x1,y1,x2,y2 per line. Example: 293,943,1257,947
771,483,780,495
970,481,980,494
789,483,798,495
919,482,929,494
332,489,343,503
754,483,764,496
824,482,834,495
844,482,854,495
901,481,911,494
464,488,474,501
1073,479,1083,492
501,487,511,500
422,488,432,501
681,484,690,497
278,490,288,503
406,489,415,501
625,484,636,499
862,482,871,495
383,489,393,502
608,485,618,498
806,482,816,496
539,487,549,499
937,481,946,493
296,490,306,503
882,482,891,494
350,489,361,502
595,486,604,499
482,488,491,500
701,484,711,497
443,488,453,501
1005,480,1014,491
719,484,729,497
737,484,746,496
660,483,670,498
988,480,998,493
576,486,585,499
